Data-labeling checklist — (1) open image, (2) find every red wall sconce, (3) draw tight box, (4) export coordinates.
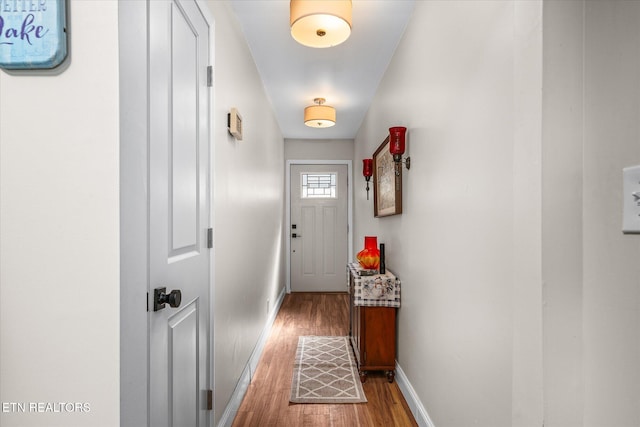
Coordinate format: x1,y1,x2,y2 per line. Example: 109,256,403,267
389,126,410,174
362,158,373,200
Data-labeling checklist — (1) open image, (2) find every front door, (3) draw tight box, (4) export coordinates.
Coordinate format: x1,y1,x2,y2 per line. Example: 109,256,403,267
149,1,211,426
291,164,349,292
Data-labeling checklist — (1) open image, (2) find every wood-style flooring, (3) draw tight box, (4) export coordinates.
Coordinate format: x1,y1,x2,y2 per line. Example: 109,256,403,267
231,292,418,426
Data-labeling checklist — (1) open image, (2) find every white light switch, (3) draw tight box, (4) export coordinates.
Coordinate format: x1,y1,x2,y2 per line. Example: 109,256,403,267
622,165,640,233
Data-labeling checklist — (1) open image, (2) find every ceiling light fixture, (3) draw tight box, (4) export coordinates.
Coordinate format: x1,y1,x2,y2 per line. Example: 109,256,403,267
290,0,352,48
304,98,336,128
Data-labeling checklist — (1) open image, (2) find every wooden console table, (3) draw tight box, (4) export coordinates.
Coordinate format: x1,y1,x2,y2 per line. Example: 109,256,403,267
347,263,400,383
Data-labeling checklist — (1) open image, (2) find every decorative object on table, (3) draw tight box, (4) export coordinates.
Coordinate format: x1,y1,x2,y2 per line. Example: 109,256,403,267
362,158,373,200
389,126,410,172
373,135,402,217
362,273,397,300
379,243,385,274
356,236,380,270
289,336,367,404
358,269,378,276
347,263,401,307
0,0,68,70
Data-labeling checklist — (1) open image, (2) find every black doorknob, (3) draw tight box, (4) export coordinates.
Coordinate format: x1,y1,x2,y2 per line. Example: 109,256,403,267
163,289,181,307
153,287,182,311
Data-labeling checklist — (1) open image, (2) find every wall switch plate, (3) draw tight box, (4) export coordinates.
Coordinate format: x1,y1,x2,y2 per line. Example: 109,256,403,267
622,165,640,233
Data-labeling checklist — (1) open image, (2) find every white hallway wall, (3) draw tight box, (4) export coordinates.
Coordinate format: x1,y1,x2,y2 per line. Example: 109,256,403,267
585,1,640,422
356,2,537,424
284,138,354,162
0,1,120,426
544,1,640,425
355,1,640,426
204,1,285,425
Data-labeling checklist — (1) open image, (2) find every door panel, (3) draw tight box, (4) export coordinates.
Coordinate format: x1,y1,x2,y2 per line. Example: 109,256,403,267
169,300,198,426
149,1,210,426
291,164,348,292
171,4,199,254
322,206,338,275
301,206,316,275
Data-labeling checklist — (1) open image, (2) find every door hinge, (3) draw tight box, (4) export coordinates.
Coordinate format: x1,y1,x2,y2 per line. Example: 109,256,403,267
207,389,213,410
207,228,213,249
207,65,213,87
146,292,149,312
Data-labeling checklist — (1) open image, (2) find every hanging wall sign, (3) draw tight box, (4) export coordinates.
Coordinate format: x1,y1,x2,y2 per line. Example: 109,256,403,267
0,0,67,70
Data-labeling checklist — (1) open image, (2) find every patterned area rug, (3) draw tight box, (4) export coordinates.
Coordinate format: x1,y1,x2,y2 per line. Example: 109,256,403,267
290,336,367,404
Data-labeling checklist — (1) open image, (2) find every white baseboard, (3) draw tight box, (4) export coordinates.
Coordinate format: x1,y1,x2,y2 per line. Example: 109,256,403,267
217,287,286,427
395,362,436,427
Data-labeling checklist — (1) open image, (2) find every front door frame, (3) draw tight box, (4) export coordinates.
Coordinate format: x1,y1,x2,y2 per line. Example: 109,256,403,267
285,159,353,293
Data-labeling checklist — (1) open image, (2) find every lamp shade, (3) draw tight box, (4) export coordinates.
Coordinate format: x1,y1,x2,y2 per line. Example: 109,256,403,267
389,126,407,155
290,0,352,48
362,159,373,177
304,98,336,128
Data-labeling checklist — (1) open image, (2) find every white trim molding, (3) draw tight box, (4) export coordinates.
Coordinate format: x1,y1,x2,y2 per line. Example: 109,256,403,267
217,287,286,427
395,362,436,427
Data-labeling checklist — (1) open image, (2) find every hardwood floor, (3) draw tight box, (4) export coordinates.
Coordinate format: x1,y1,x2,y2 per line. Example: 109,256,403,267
232,292,418,426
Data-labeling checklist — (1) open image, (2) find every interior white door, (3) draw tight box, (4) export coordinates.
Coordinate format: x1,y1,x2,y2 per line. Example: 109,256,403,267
291,164,348,292
149,1,210,427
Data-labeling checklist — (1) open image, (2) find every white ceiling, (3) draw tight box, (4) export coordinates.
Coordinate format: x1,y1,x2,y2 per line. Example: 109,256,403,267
229,0,415,140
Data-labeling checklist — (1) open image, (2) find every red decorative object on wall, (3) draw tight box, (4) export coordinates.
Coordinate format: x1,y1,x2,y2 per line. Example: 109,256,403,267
363,158,373,177
363,158,373,200
389,126,407,161
389,126,410,171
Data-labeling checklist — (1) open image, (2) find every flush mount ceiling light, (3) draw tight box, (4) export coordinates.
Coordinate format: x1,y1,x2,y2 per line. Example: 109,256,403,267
290,0,352,48
304,98,336,128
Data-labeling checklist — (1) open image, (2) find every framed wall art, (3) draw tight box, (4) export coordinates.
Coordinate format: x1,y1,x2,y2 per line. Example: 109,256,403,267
373,136,402,217
0,0,68,70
